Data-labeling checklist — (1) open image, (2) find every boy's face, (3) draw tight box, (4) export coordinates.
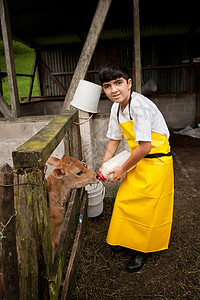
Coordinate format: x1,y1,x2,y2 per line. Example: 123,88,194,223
102,77,132,107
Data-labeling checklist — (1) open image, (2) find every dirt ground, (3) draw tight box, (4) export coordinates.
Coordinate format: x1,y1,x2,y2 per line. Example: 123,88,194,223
72,133,200,300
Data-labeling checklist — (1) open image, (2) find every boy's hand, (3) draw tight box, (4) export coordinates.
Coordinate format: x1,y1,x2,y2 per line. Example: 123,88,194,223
107,166,127,182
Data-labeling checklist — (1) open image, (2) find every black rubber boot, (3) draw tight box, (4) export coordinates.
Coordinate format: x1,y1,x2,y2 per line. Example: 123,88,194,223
126,251,151,273
110,245,125,253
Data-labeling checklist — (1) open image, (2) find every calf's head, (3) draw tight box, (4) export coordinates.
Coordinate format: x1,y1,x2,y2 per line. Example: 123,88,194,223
46,156,98,188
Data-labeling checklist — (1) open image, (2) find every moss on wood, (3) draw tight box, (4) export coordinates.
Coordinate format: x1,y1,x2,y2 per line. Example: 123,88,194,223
14,168,52,299
12,110,78,168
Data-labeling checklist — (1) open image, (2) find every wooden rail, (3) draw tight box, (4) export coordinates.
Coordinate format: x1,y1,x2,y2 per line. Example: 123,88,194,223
60,192,88,300
49,188,87,300
12,110,78,168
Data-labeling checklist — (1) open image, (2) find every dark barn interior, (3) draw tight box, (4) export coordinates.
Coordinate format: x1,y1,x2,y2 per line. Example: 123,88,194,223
1,0,200,100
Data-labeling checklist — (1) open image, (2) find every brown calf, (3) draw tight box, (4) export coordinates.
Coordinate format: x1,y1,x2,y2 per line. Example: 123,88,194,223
46,156,97,254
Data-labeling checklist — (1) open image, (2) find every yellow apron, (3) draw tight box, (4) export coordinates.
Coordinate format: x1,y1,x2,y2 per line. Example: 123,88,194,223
106,120,174,253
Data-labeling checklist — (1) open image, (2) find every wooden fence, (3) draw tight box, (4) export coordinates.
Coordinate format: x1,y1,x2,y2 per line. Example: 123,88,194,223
0,110,88,299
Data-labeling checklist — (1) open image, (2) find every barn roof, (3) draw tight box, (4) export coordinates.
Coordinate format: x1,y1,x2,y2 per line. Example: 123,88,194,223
1,0,200,48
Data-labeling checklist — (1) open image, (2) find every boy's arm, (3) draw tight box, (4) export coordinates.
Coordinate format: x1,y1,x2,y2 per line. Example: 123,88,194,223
121,141,151,172
101,139,121,167
108,141,151,182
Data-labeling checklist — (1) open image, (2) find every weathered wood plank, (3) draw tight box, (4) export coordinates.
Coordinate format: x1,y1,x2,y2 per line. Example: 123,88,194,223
78,110,95,169
40,58,66,95
21,95,65,102
62,0,112,111
0,94,13,118
27,50,38,102
12,110,78,168
60,193,88,300
0,0,20,117
0,164,19,299
133,0,142,93
48,188,82,300
14,168,52,300
68,119,82,160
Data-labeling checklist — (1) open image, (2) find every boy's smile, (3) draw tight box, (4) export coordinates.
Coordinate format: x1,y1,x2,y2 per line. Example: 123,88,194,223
102,77,132,110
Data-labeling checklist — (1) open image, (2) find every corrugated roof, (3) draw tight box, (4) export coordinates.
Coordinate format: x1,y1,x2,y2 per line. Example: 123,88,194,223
0,0,199,48
141,24,192,37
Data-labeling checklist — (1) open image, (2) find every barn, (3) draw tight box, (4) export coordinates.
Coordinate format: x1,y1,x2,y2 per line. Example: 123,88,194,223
0,0,200,299
0,0,200,169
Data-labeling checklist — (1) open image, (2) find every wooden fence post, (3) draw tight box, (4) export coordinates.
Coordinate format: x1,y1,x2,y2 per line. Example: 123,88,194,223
133,0,142,93
68,123,82,160
0,163,19,300
14,167,52,299
60,193,88,300
48,189,82,300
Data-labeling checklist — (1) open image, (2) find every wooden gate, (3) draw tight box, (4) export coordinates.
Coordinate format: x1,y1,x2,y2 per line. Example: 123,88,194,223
0,110,88,299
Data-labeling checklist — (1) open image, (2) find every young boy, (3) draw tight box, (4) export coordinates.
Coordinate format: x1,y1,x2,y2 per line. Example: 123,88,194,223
98,63,174,273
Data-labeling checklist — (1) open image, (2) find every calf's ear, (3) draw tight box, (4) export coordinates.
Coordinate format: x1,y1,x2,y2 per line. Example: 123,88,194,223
51,167,66,179
46,156,60,166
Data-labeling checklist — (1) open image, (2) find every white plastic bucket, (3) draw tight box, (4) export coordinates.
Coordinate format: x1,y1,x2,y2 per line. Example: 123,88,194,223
87,201,104,218
70,79,102,113
85,181,105,217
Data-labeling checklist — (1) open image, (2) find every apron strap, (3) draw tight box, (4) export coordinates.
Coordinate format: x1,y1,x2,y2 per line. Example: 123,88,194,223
144,151,172,158
117,95,132,122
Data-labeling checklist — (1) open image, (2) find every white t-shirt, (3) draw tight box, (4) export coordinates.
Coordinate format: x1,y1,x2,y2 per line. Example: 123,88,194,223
106,91,169,143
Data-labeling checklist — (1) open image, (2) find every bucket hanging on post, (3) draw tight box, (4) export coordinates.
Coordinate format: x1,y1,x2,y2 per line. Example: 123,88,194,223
70,79,102,113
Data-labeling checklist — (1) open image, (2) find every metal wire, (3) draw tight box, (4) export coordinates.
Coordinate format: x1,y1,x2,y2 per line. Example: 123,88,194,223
0,211,17,242
0,183,42,187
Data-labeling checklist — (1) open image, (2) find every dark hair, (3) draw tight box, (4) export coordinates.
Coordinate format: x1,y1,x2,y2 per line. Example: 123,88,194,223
98,62,131,85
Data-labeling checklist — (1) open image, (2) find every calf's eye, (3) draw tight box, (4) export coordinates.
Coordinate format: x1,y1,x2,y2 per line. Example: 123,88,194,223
76,170,83,176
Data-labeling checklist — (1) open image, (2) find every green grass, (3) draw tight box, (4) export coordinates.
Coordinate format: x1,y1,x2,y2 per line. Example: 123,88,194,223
0,40,39,104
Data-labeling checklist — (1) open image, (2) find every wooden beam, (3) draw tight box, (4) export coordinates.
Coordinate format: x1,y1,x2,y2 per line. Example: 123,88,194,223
0,164,20,299
0,94,13,118
51,70,99,76
35,50,42,96
40,58,66,95
20,95,65,102
48,188,82,300
61,0,112,170
78,110,95,169
142,63,200,70
61,0,112,112
60,193,88,300
0,70,3,96
12,110,78,169
27,50,38,102
133,0,142,93
0,0,20,117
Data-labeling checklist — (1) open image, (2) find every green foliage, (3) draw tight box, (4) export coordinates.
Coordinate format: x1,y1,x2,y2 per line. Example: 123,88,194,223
0,40,39,104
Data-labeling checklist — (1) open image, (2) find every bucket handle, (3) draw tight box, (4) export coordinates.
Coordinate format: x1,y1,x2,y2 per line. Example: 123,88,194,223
87,186,105,207
102,186,105,200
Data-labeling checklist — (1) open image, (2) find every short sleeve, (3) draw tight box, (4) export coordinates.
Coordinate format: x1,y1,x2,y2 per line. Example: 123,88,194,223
132,106,152,143
106,104,123,140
